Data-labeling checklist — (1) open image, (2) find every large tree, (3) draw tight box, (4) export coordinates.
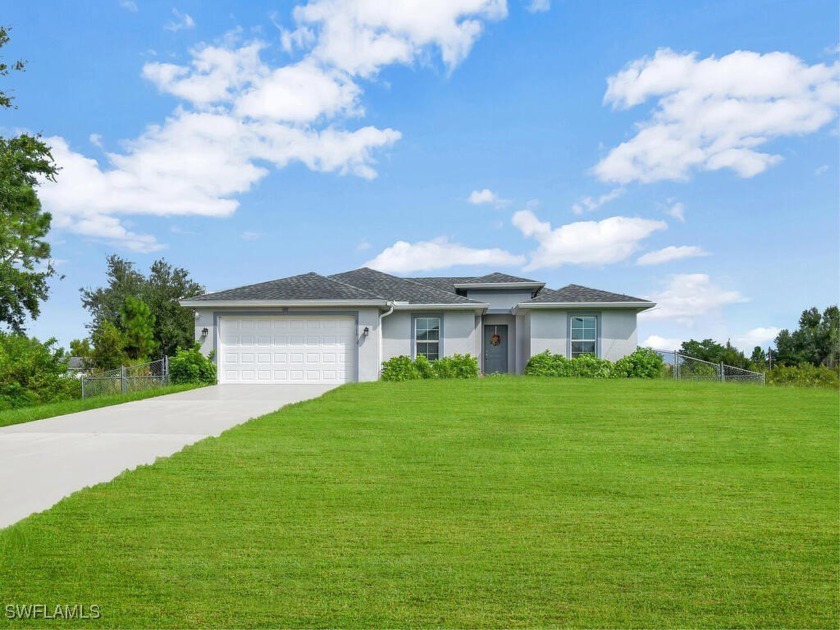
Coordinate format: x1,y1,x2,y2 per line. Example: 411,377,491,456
81,255,204,358
0,27,58,332
775,306,839,368
679,338,751,369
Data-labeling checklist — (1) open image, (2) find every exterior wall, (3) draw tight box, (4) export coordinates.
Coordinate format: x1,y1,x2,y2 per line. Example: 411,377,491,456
192,306,381,382
482,314,516,374
529,310,568,356
515,312,531,374
599,309,638,362
528,308,638,361
465,289,534,312
381,310,479,362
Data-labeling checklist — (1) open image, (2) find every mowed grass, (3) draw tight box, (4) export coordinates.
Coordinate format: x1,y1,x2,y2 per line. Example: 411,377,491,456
0,384,202,428
0,379,837,628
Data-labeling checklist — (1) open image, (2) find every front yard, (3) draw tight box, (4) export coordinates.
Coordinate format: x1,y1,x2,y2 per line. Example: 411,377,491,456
0,379,837,628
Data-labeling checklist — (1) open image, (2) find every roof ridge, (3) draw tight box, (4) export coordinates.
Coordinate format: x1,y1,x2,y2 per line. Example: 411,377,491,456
333,268,482,304
195,271,323,299
323,270,388,300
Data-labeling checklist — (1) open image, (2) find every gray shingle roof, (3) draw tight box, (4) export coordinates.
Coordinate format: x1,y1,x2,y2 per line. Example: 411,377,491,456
526,284,650,304
188,272,385,302
457,272,540,285
407,276,473,294
329,268,480,304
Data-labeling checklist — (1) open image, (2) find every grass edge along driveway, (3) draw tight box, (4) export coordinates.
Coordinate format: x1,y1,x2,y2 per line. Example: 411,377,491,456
0,378,837,628
0,384,202,428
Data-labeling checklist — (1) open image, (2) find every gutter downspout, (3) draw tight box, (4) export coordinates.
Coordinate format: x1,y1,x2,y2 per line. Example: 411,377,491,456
378,301,396,378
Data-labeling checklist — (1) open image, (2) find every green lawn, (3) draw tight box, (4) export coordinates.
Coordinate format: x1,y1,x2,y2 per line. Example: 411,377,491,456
0,384,202,428
0,379,837,628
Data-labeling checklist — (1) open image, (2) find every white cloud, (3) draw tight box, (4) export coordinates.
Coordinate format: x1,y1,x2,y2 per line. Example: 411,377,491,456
89,133,103,148
815,164,829,176
365,236,525,273
512,209,666,269
636,245,709,266
165,8,195,32
595,48,840,184
641,273,747,325
733,326,781,351
42,2,508,251
290,0,508,77
571,187,623,214
119,0,138,12
664,200,685,222
525,0,550,13
641,335,685,351
468,188,506,206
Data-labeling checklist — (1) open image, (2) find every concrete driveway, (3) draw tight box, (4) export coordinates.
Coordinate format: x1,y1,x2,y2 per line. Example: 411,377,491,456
0,384,335,529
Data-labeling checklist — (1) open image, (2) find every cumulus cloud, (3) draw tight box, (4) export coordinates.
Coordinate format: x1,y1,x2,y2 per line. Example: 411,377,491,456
664,200,685,222
636,245,709,266
526,0,550,13
641,273,747,324
290,0,508,77
733,326,781,351
571,187,623,214
365,237,525,273
165,8,195,32
119,0,138,12
595,48,840,184
512,209,666,269
40,0,509,251
641,335,685,351
468,188,506,206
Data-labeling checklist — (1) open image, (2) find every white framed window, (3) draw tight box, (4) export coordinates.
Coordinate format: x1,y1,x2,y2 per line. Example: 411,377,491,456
570,315,597,358
414,316,441,361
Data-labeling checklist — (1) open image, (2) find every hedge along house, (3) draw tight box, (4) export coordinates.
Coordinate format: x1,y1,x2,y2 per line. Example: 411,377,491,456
180,267,655,384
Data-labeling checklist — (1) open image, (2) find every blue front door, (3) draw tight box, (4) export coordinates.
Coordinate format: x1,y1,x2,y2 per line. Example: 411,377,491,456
484,325,508,374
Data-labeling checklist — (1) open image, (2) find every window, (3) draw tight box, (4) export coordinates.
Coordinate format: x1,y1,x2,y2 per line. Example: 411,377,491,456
570,315,597,358
415,316,440,361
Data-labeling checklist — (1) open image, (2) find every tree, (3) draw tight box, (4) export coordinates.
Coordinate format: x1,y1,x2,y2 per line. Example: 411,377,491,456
120,296,157,361
774,305,840,368
69,338,93,368
0,27,59,331
90,321,127,371
679,338,750,369
750,346,767,371
81,255,203,357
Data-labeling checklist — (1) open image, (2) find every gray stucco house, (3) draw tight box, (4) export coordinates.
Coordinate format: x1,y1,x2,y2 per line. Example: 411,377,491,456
180,268,655,384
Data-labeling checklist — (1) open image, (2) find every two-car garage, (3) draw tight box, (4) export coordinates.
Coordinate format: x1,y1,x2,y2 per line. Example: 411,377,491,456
218,316,357,385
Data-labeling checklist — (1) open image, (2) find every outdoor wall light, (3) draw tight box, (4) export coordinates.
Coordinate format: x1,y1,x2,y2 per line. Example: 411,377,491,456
363,326,370,337
201,327,209,339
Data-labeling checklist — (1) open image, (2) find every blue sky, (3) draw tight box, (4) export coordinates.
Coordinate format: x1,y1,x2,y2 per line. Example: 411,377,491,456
4,0,839,351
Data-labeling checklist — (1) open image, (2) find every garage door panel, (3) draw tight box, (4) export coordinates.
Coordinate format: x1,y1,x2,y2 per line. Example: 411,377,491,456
219,316,355,384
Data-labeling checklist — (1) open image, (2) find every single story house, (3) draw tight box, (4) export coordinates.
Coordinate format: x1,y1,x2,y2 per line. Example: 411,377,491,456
180,267,655,384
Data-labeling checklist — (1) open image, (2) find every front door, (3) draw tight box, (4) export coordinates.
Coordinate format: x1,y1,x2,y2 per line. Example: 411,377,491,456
484,325,508,374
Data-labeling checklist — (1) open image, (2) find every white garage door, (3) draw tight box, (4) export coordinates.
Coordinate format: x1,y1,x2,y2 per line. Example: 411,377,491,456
219,316,356,384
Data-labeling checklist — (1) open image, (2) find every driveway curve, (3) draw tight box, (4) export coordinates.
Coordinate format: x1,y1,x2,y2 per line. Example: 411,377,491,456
0,384,334,529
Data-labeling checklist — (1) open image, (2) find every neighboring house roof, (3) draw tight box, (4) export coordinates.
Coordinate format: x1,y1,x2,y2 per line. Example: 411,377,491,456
328,267,479,305
185,272,385,303
523,284,651,304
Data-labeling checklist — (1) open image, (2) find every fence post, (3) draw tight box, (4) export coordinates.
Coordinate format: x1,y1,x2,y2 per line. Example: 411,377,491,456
719,361,725,382
121,365,127,394
674,351,680,380
164,356,169,385
81,375,86,399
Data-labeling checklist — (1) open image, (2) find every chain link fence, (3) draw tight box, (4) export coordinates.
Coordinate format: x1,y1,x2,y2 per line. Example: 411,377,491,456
653,350,765,384
81,357,170,399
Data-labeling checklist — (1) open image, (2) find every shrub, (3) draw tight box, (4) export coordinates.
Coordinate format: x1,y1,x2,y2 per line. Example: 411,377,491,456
569,354,614,378
169,344,216,385
380,355,420,381
767,364,839,388
613,347,667,378
0,333,80,409
525,348,664,379
381,354,479,381
432,354,479,379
